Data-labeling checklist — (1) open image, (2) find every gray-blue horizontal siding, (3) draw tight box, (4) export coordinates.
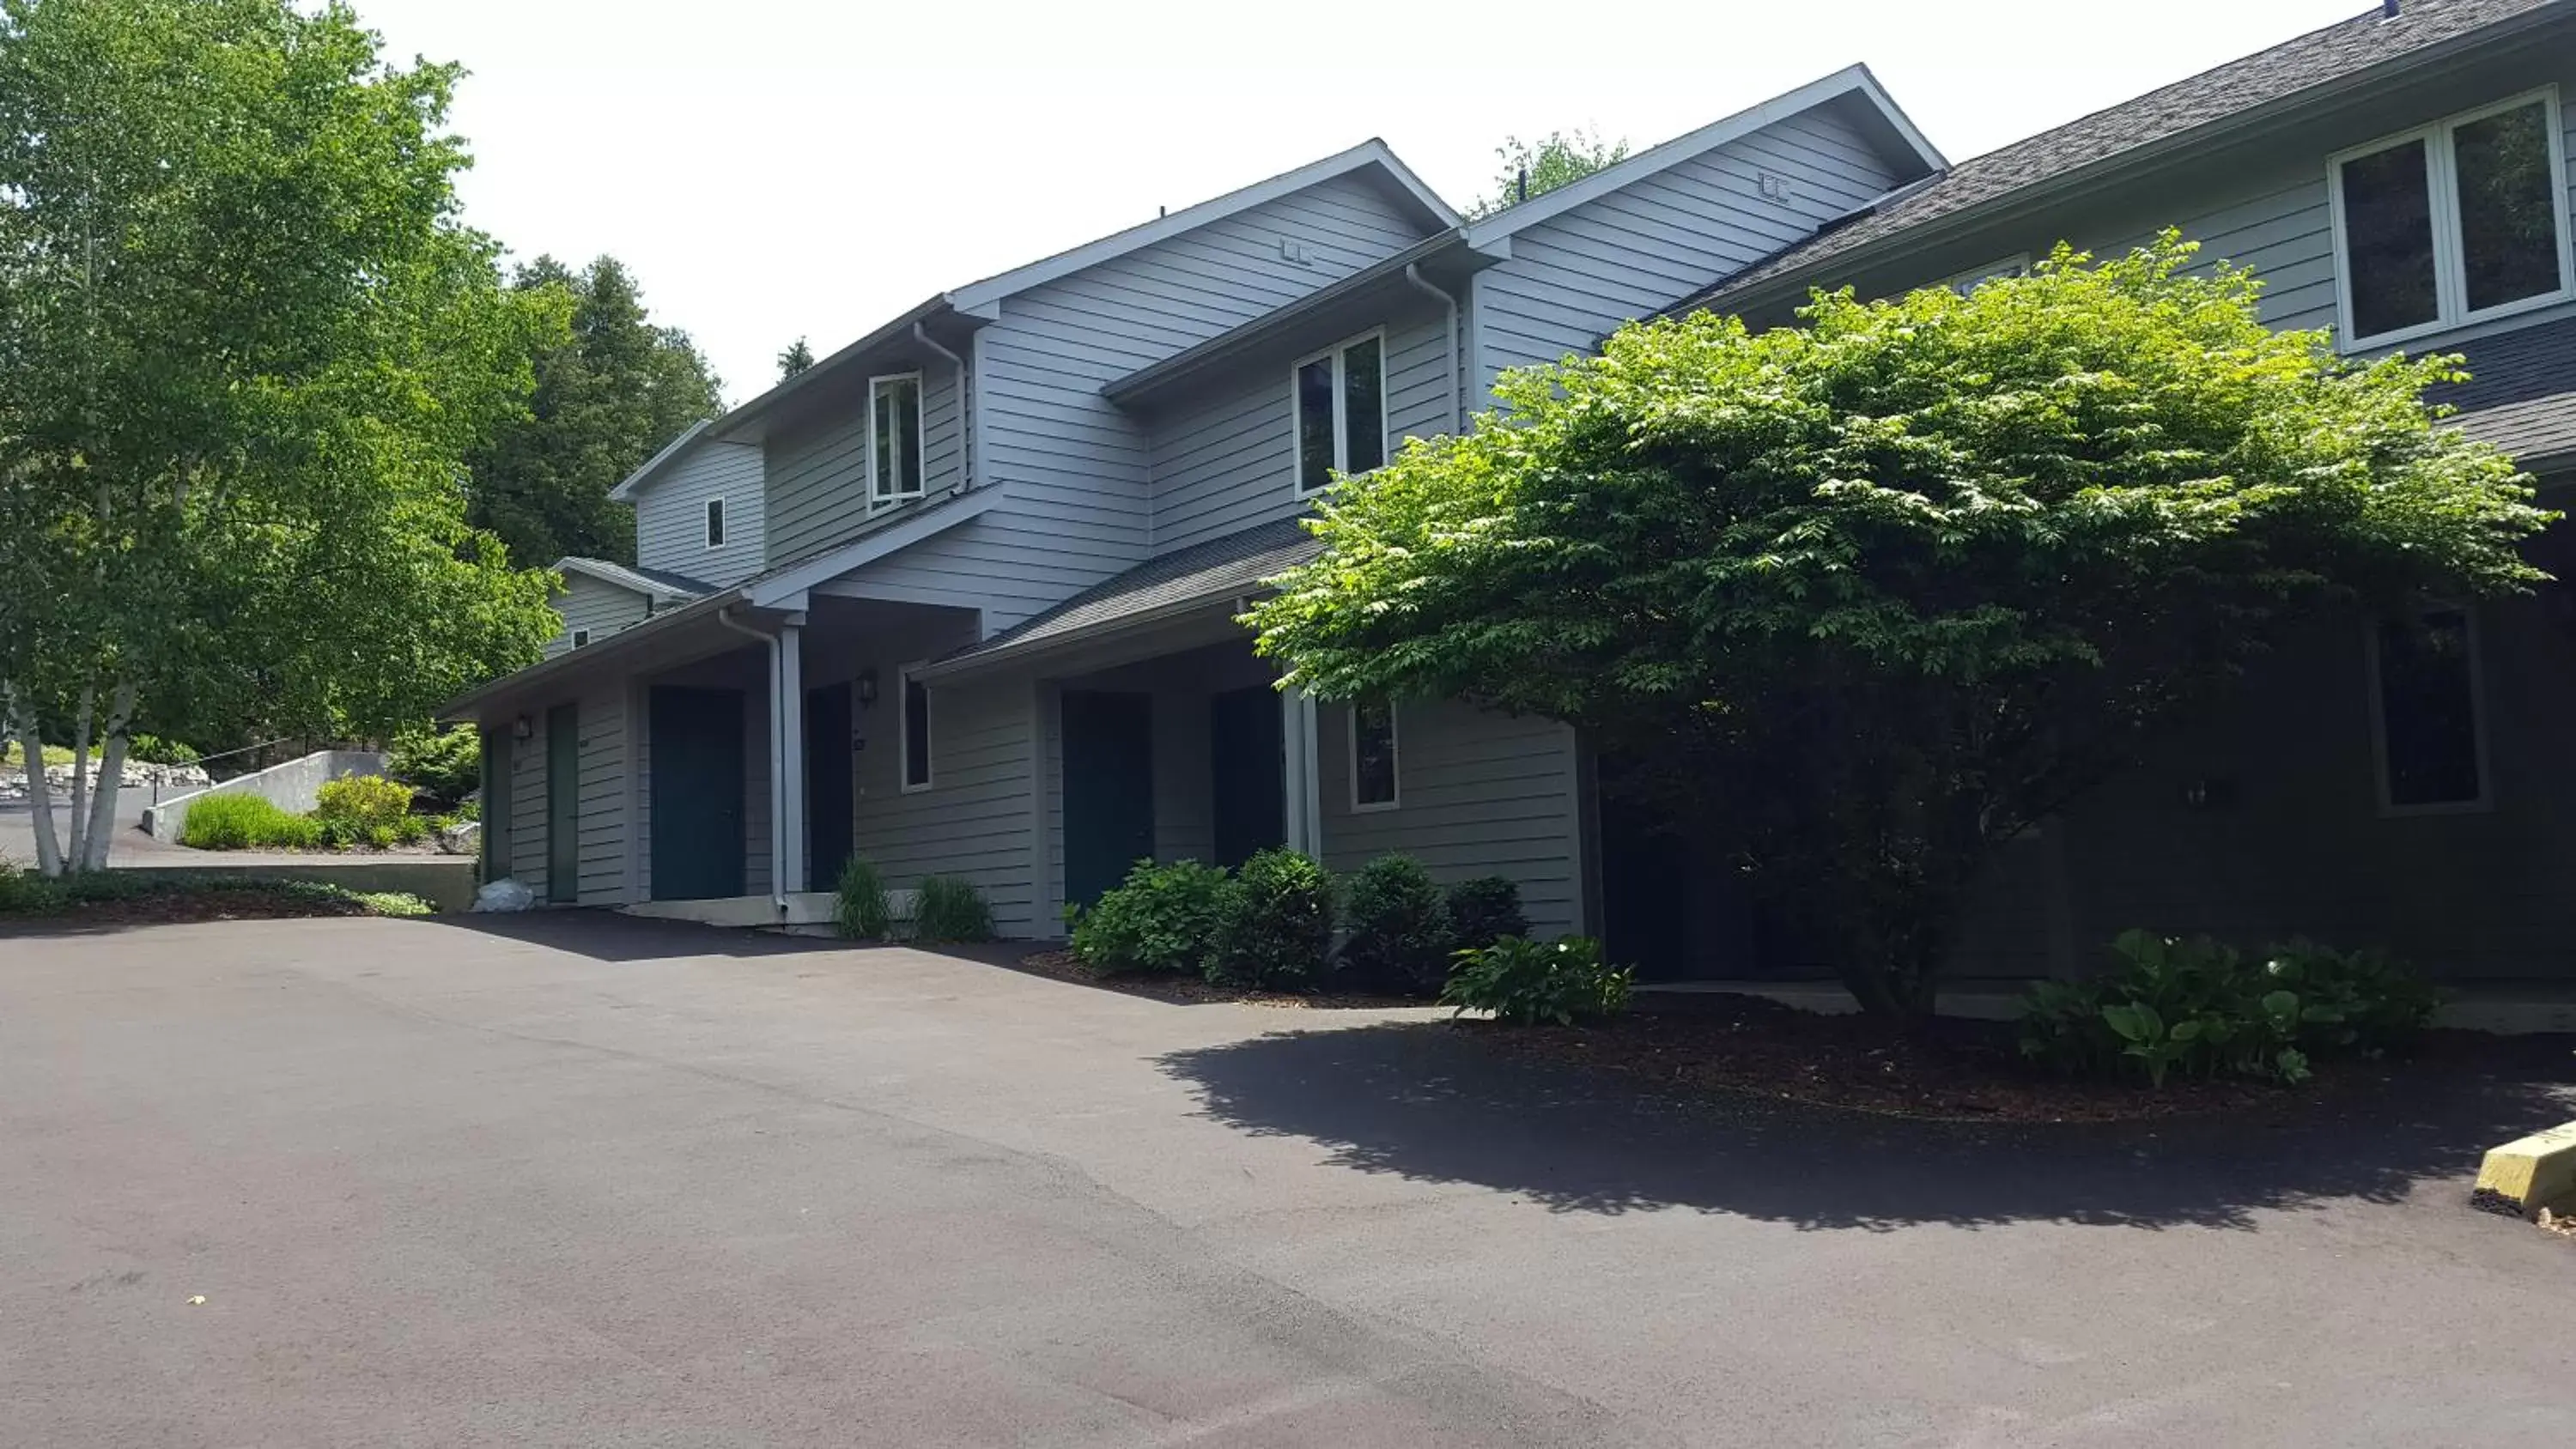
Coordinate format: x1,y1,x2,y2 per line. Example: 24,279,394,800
1823,53,2576,352
546,575,651,658
762,355,964,568
1147,306,1450,554
636,441,764,586
1479,106,1908,379
980,172,1437,601
811,611,1040,933
1318,698,1584,936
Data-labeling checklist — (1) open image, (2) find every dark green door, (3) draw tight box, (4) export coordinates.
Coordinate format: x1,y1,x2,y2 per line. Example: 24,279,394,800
650,687,747,900
1208,686,1284,869
545,703,580,903
1061,690,1155,910
806,682,854,891
481,725,511,882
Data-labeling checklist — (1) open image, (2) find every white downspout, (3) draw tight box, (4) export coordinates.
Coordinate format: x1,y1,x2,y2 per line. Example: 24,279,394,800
1403,263,1462,434
715,603,790,915
913,321,972,491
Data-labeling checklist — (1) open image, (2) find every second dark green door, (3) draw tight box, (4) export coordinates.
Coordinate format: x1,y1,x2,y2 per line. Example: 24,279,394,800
1061,690,1155,911
545,703,579,903
649,687,747,901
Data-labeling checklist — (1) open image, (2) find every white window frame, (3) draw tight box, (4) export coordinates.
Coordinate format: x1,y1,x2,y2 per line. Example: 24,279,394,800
2327,86,2576,352
1291,328,1389,497
867,372,927,511
2364,603,2492,817
1347,698,1400,813
570,628,591,649
704,496,726,549
1930,254,2030,294
898,660,933,793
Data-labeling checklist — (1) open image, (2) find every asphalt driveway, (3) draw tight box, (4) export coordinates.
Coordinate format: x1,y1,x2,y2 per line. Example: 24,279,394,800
3,912,2570,1447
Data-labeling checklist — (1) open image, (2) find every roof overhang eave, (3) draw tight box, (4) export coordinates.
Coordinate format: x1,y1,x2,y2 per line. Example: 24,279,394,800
438,587,754,720
1698,3,2576,317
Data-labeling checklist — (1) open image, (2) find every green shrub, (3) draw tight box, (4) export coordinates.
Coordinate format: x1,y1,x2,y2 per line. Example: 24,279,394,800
1441,936,1633,1025
913,875,994,943
833,856,892,939
1341,853,1454,994
387,727,481,805
1445,876,1528,952
0,864,68,915
2015,930,2444,1088
1207,847,1335,990
125,734,202,767
314,774,415,831
179,793,323,851
1070,858,1230,973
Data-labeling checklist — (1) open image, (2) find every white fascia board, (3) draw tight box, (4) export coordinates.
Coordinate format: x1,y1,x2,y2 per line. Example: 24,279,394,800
606,419,712,502
741,485,1005,609
1461,64,1944,249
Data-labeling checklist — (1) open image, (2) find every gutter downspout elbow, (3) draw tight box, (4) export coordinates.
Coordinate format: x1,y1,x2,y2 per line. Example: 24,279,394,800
715,603,790,917
913,321,973,491
1402,263,1462,435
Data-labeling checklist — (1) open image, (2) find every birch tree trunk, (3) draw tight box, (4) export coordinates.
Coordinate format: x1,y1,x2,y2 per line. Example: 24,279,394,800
9,711,66,877
78,679,138,871
62,685,94,874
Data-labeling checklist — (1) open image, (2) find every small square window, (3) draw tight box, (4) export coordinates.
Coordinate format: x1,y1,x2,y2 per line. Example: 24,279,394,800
872,374,925,506
1350,699,1399,811
2370,606,2487,813
900,664,933,791
570,628,591,649
1294,332,1387,495
705,497,726,549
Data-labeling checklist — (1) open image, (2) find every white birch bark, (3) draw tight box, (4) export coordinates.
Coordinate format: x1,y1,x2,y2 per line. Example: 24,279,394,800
78,679,137,870
62,685,94,874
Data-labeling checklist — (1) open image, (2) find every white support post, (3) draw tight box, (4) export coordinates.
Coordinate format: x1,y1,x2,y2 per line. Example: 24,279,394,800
1280,687,1323,858
775,617,806,901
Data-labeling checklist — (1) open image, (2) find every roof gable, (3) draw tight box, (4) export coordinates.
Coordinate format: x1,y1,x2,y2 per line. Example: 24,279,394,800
1460,64,1944,250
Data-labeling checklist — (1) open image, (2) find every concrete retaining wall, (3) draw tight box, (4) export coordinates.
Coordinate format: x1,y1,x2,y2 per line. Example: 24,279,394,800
118,858,478,912
142,750,386,842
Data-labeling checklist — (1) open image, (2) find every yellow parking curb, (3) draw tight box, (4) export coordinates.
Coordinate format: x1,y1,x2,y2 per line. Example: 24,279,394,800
2472,1121,2576,1217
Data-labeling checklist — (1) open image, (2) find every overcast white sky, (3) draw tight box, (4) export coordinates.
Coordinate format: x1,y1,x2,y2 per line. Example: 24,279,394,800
357,0,2373,403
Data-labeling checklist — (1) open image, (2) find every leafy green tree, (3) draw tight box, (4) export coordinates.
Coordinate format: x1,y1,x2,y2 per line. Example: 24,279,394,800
467,254,723,567
1249,237,2554,1016
0,0,565,874
1466,128,1631,220
778,336,817,379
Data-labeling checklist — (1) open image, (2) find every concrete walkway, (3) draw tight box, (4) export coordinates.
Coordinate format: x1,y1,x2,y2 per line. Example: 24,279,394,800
3,912,2570,1447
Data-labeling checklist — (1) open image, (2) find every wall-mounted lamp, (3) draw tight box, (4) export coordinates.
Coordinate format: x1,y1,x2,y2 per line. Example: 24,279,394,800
854,667,879,707
512,715,534,741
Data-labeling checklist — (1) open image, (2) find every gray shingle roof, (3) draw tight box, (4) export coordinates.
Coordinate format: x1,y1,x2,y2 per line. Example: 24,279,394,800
2427,315,2576,465
556,557,716,599
1680,0,2568,315
934,518,1321,670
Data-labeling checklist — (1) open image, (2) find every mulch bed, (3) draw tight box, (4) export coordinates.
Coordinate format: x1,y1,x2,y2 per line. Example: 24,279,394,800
1,885,428,930
1458,991,2467,1125
1013,950,1427,1009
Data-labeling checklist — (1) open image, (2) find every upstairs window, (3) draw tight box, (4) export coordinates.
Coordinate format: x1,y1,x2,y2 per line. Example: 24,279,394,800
2369,605,2487,813
2331,89,2573,349
1294,332,1385,494
704,497,726,549
570,628,591,649
870,373,925,506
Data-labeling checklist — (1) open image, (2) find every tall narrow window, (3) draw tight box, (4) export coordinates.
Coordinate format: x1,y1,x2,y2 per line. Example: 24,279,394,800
900,664,933,791
704,496,726,548
2332,90,2572,348
2371,606,2485,812
871,373,925,505
1350,699,1399,811
1293,333,1386,494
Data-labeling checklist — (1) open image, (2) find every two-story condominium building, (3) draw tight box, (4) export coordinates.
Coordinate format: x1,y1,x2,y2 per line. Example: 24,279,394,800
445,65,1943,939
449,0,2576,986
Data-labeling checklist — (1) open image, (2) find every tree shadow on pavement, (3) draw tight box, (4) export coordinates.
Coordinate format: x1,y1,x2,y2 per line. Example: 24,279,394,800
1155,1020,2576,1231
